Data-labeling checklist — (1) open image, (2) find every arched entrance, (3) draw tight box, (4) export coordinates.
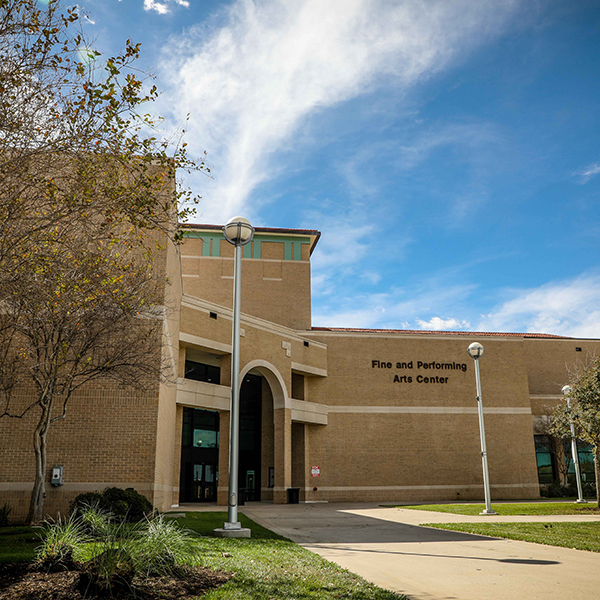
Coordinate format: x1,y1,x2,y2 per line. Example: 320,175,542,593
239,361,290,504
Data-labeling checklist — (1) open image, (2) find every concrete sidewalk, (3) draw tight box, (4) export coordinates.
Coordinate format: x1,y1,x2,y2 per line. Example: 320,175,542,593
237,502,600,600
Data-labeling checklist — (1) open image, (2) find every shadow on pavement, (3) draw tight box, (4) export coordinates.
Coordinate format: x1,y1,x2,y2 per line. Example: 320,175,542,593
305,543,560,565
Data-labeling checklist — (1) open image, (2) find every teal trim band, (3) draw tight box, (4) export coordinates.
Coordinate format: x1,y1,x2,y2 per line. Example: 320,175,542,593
182,231,311,260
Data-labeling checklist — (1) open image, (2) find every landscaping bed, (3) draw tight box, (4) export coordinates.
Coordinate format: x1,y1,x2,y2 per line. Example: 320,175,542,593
0,561,230,600
1,511,408,600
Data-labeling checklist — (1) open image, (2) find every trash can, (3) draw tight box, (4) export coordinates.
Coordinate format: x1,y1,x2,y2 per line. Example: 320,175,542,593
238,488,246,506
287,488,300,504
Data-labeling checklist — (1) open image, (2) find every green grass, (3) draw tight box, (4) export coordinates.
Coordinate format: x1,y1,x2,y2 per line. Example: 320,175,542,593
425,522,600,553
392,502,600,516
0,526,40,563
173,511,286,540
1,512,408,600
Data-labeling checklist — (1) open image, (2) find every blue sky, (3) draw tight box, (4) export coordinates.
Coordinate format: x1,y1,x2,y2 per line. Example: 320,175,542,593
75,0,600,337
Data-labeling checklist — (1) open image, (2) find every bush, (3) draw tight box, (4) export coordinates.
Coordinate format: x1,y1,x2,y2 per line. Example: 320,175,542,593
0,503,11,526
541,481,569,498
71,487,152,522
541,480,597,499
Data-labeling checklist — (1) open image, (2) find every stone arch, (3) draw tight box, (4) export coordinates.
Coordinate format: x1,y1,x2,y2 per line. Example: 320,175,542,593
240,359,288,410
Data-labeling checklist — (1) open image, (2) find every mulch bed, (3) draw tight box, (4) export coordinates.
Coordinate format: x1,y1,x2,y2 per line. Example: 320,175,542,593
0,562,232,600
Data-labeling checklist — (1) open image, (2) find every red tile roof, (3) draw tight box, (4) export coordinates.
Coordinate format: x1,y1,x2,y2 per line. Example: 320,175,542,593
310,327,572,339
181,223,321,236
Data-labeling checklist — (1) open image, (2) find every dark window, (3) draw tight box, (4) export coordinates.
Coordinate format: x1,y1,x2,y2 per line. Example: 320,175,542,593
185,359,220,384
292,373,305,400
565,441,596,482
534,435,556,484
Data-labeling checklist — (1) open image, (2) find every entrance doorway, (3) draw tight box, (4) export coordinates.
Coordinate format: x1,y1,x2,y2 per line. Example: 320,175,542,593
179,408,219,503
240,373,262,501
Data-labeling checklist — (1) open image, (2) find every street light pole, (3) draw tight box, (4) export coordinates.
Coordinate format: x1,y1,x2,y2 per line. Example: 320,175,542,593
467,342,497,516
561,385,586,504
214,217,254,538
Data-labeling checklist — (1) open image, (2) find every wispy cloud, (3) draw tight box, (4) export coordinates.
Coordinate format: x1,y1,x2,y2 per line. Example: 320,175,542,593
312,267,600,338
478,273,600,338
576,162,600,184
158,0,524,223
312,276,477,329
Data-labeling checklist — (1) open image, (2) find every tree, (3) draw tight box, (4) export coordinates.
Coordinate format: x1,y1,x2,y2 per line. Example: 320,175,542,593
551,356,600,507
534,410,571,486
0,0,206,523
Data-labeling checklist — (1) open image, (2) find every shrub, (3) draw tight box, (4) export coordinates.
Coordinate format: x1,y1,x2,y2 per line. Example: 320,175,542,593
0,503,11,526
71,487,152,522
541,480,597,499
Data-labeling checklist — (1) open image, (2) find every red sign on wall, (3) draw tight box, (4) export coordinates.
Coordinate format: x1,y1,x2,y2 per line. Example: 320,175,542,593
311,466,320,477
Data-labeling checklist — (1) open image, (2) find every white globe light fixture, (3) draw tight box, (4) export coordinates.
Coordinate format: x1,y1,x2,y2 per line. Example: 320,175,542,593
467,342,497,515
222,216,254,246
467,342,484,360
214,217,254,538
562,384,586,503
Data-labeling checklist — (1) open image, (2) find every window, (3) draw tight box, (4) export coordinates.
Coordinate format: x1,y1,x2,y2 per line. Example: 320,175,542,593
184,360,220,384
182,408,219,448
565,441,596,483
184,348,221,384
534,435,556,484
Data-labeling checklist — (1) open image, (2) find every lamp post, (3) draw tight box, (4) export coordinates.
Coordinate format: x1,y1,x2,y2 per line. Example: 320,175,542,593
561,385,586,504
214,217,254,538
467,342,497,516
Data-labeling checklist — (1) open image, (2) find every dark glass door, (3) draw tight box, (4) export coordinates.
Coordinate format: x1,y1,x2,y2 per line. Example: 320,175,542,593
191,463,218,502
180,408,219,503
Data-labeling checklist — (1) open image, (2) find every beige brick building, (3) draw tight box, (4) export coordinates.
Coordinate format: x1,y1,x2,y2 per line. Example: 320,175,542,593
1,222,598,518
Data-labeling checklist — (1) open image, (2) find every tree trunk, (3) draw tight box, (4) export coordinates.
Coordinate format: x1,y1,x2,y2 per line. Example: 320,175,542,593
26,402,51,525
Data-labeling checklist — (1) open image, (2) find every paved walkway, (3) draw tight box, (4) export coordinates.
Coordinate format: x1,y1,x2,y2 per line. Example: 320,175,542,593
227,502,600,600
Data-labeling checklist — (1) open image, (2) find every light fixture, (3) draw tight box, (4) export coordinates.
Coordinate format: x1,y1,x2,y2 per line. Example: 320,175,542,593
467,342,497,516
214,217,254,538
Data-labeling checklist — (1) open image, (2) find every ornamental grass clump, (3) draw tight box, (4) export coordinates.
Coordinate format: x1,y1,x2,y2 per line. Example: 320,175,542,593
36,513,88,571
130,515,199,577
37,505,202,596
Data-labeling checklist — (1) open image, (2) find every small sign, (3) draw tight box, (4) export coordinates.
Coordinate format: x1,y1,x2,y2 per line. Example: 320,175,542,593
311,466,320,477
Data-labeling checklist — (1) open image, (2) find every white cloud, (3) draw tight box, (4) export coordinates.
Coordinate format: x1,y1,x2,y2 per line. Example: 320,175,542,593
158,0,524,223
478,273,600,338
144,0,188,14
416,317,471,330
576,162,600,184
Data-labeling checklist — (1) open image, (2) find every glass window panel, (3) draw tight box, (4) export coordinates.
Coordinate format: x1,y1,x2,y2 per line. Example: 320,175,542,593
193,429,218,448
205,465,214,483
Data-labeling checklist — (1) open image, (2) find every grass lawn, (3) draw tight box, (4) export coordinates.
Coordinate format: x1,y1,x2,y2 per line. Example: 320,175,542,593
391,502,600,516
0,525,40,563
1,512,408,600
425,522,600,553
